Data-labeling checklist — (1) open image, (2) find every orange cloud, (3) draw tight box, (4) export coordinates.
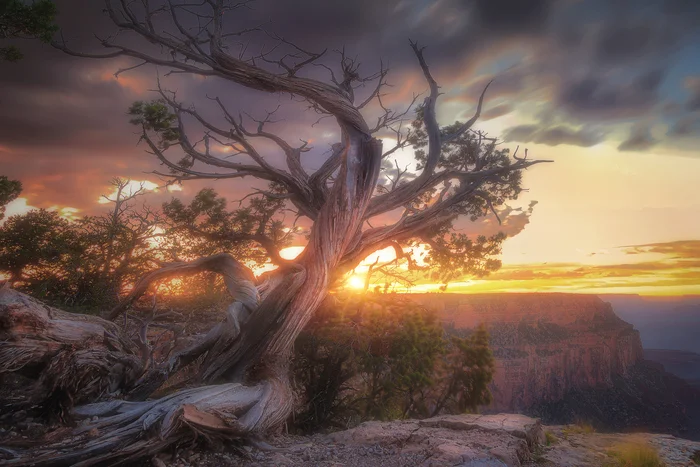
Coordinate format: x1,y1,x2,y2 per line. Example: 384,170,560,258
98,68,151,95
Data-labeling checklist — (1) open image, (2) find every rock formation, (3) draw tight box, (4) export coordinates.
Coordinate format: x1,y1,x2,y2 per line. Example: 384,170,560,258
409,293,644,412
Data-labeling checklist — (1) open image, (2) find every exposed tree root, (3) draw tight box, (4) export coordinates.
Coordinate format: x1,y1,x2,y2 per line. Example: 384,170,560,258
0,288,142,412
5,376,293,467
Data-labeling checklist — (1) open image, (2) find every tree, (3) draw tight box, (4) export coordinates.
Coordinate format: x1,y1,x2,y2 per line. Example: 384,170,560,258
431,324,496,416
0,0,57,61
74,178,162,307
0,209,76,286
3,3,548,463
0,175,22,221
291,295,496,431
0,179,162,308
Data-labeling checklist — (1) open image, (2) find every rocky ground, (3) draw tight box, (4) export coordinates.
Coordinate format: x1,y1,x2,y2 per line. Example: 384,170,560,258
3,412,700,466
146,414,700,467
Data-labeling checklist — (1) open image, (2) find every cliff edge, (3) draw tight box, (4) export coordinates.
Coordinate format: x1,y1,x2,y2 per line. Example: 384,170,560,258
409,293,644,412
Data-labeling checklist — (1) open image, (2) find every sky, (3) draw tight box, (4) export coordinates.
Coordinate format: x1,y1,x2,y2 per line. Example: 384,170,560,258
1,0,700,295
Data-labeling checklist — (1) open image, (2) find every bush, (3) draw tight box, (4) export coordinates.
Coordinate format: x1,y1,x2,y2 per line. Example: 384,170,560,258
562,421,596,438
291,293,496,432
607,441,664,467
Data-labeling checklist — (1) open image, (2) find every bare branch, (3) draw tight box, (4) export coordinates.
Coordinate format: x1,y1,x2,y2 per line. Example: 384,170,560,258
107,253,258,320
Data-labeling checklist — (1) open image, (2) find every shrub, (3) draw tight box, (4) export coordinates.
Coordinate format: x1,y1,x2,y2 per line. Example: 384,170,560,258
291,293,496,432
545,430,558,446
562,421,596,437
607,441,664,467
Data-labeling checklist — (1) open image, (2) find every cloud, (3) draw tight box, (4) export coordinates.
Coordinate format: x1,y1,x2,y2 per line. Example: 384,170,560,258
503,124,605,147
470,0,553,34
460,69,529,105
502,124,538,142
2,0,700,216
481,103,514,121
472,238,700,294
458,201,539,238
684,76,700,111
668,114,700,136
558,69,665,121
617,123,658,151
622,240,700,260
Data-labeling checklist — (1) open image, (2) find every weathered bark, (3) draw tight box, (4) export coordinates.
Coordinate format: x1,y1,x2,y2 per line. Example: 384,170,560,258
0,286,142,414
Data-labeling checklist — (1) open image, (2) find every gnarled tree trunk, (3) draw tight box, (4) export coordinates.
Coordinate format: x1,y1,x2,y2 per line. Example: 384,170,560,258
1,133,382,466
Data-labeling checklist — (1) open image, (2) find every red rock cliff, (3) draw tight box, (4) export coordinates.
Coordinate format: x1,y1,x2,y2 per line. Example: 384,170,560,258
408,293,644,412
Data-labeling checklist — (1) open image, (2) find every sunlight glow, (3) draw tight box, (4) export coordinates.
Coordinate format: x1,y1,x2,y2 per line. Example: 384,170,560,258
49,206,80,221
346,275,366,290
280,246,305,260
2,197,36,220
98,180,159,204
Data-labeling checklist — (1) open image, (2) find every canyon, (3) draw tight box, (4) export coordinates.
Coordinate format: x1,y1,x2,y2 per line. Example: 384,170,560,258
409,293,700,438
410,293,644,412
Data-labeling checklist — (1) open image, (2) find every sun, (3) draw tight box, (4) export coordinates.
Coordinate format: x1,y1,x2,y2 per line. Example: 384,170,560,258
346,275,365,290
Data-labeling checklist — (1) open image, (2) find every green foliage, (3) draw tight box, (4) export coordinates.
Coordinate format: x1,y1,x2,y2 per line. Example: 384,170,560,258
0,178,296,309
434,323,496,414
408,104,524,218
0,179,161,308
162,186,291,265
370,105,525,290
292,294,496,432
0,209,78,285
0,175,22,220
691,450,700,465
545,430,558,446
0,0,58,62
424,231,506,284
128,100,180,149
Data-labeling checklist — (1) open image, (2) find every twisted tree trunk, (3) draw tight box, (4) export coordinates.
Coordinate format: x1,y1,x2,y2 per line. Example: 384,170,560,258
1,133,382,466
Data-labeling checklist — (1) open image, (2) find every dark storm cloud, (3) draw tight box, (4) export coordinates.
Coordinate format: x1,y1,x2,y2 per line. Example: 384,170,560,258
503,124,605,148
461,70,529,105
558,69,665,121
668,115,700,136
481,104,513,121
684,77,700,111
471,0,553,33
543,0,700,128
1,0,700,214
617,124,657,152
593,23,656,65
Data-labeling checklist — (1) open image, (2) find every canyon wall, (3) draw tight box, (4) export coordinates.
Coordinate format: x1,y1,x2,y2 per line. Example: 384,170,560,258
408,293,644,412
